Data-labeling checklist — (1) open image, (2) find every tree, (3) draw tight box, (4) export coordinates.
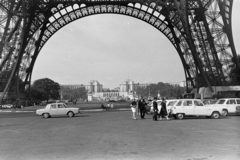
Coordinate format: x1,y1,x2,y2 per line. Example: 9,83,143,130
61,87,87,100
138,82,185,99
30,78,60,101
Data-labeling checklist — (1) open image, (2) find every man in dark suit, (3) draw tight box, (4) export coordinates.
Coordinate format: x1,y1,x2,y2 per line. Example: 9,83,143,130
138,97,146,119
152,97,158,121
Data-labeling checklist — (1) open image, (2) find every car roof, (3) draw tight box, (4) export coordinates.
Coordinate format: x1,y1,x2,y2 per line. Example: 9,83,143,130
218,98,240,100
48,103,65,105
176,99,201,101
166,99,178,101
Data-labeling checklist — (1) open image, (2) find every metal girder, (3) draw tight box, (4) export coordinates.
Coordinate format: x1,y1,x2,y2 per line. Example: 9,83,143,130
0,0,239,101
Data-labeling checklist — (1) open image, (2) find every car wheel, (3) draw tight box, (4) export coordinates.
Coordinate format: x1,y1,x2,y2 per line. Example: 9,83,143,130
222,110,228,116
211,112,220,119
68,111,74,117
176,113,184,120
43,113,49,118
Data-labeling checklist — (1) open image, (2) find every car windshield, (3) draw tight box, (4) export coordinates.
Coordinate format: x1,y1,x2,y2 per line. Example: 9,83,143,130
57,104,67,108
210,100,217,104
167,101,177,106
216,99,226,104
176,100,182,106
45,105,51,109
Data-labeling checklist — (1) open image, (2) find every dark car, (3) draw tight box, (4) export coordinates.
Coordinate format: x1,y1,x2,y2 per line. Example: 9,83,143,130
118,99,126,102
108,100,117,102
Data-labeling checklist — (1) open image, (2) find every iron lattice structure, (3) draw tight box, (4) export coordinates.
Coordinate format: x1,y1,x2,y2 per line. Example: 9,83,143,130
0,0,239,100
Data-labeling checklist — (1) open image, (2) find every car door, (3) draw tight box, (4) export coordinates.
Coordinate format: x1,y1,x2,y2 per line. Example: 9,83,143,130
49,104,57,115
193,100,206,115
172,100,183,114
182,100,194,115
57,103,67,115
226,99,238,113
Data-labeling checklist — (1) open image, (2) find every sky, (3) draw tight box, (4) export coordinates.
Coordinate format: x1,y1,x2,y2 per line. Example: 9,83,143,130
31,1,240,89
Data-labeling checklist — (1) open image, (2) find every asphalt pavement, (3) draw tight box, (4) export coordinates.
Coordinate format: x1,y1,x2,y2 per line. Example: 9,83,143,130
0,110,240,160
0,102,131,113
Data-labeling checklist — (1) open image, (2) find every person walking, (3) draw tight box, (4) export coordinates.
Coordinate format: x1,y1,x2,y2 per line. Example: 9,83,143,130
138,97,146,119
136,101,140,116
159,98,170,120
152,97,158,121
110,103,114,110
101,103,107,111
130,99,137,120
107,103,110,110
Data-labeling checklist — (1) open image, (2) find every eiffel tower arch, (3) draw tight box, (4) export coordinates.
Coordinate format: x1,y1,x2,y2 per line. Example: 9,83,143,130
0,0,239,101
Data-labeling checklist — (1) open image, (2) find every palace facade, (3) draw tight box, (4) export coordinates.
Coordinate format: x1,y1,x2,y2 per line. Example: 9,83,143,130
61,79,150,101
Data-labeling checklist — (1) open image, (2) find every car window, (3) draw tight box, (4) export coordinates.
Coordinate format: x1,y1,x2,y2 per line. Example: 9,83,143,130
58,104,65,108
194,101,204,106
51,104,57,109
216,99,226,104
236,100,240,104
202,100,208,105
183,100,192,106
228,100,236,104
176,100,182,106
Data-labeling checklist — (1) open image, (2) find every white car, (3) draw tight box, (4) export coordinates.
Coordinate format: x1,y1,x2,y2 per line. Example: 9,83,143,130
146,100,162,114
205,98,240,116
170,99,223,119
36,103,81,118
1,104,14,109
146,99,178,115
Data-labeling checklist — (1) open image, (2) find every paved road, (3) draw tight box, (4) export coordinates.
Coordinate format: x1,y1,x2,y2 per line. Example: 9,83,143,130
0,111,239,160
0,101,131,112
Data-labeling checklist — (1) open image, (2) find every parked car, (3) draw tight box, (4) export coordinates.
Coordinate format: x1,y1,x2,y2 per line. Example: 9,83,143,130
118,99,126,102
36,103,81,118
108,99,117,102
170,99,223,119
1,104,14,109
205,98,240,116
145,100,162,114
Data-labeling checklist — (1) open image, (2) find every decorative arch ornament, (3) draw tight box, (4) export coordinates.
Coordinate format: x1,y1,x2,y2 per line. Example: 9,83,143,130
0,0,239,100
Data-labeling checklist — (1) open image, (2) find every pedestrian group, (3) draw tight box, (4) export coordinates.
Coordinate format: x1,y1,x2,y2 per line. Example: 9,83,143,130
131,96,170,121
